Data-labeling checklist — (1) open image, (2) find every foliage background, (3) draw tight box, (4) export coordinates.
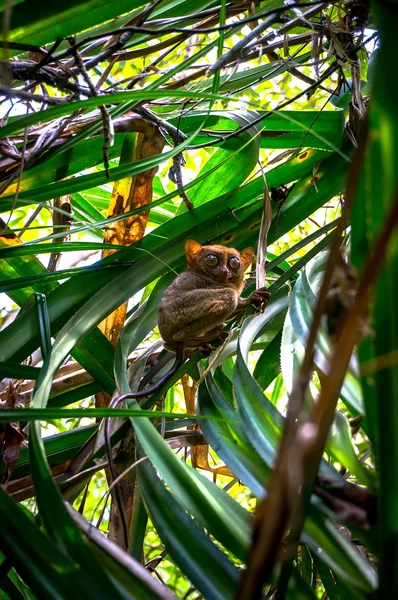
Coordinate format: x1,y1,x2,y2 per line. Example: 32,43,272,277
0,0,396,598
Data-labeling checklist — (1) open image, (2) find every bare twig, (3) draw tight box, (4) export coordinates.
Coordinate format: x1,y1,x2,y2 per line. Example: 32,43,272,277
0,115,74,198
0,84,70,104
69,40,112,177
114,3,246,62
208,12,284,75
136,106,192,209
48,196,73,272
0,41,46,53
27,1,337,68
124,39,185,90
168,153,193,210
82,0,164,72
188,63,338,150
0,121,28,235
244,1,328,56
16,204,46,239
276,191,398,593
0,60,91,96
63,1,338,51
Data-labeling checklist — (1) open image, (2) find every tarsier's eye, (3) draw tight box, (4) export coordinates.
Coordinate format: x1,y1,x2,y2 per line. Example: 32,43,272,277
205,254,219,267
228,256,240,269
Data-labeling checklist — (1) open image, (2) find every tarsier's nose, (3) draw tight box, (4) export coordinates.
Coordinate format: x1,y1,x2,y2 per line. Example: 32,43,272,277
219,266,230,279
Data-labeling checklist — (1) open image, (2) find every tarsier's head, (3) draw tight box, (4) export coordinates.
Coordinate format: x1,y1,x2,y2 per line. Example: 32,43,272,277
185,240,254,289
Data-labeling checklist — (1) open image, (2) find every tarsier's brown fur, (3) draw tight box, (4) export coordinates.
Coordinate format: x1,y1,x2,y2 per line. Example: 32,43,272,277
158,240,271,350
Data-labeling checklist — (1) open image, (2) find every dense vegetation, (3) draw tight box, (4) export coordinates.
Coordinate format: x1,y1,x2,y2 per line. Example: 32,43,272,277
0,0,397,598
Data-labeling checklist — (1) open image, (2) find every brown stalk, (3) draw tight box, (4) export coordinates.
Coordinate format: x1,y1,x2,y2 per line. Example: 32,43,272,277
279,191,398,591
181,374,234,477
237,119,370,599
48,196,73,272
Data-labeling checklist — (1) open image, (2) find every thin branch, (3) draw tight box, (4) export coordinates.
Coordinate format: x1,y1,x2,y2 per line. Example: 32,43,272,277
208,12,284,75
278,190,398,591
0,122,28,235
81,0,164,72
124,38,185,90
187,62,338,150
69,40,112,178
114,3,246,62
0,84,70,104
0,115,74,198
44,1,339,63
1,60,91,96
0,41,46,53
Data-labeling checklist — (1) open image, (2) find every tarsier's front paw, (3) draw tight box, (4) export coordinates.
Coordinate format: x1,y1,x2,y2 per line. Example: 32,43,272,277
250,287,271,313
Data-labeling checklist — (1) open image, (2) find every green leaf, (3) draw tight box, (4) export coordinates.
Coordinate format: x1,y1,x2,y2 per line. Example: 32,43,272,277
198,373,268,498
4,1,147,48
137,446,240,600
351,1,398,592
2,135,124,200
0,361,39,380
0,486,103,599
0,122,200,209
287,253,364,418
67,505,179,600
0,91,252,141
358,49,368,83
234,289,290,465
29,418,125,598
0,408,205,422
178,111,262,211
253,331,282,390
0,147,328,366
0,424,97,481
234,289,375,591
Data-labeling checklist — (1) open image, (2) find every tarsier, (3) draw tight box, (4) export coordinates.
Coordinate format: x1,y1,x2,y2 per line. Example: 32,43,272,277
106,240,270,547
158,240,271,351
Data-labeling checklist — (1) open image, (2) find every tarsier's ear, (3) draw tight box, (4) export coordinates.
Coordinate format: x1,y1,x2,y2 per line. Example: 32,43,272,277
185,240,203,266
240,247,255,270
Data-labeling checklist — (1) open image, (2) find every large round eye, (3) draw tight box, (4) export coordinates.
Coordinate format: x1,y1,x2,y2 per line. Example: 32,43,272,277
205,254,219,267
228,256,240,270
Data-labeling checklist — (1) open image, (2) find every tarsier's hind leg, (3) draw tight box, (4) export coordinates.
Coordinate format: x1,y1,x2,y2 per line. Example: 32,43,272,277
174,325,229,357
174,324,225,343
191,326,228,343
173,321,224,343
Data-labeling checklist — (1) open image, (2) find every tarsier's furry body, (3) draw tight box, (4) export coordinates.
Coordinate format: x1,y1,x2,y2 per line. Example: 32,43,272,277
158,240,270,349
